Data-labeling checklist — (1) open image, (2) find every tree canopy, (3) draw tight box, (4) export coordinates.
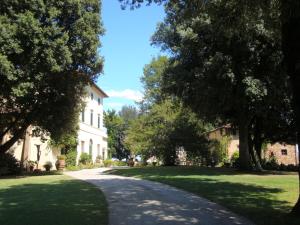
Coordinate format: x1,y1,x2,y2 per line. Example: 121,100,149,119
0,0,104,153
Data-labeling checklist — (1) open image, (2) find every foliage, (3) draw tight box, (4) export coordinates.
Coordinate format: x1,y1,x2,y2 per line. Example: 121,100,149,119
150,0,291,170
0,0,104,153
0,153,20,175
57,155,66,161
126,99,210,165
118,105,139,126
140,56,169,109
79,153,92,165
66,150,77,167
103,159,127,167
230,152,240,168
104,109,134,159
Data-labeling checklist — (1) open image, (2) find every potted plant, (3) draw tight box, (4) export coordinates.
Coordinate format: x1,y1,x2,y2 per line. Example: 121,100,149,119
43,161,53,172
28,160,36,172
56,155,66,171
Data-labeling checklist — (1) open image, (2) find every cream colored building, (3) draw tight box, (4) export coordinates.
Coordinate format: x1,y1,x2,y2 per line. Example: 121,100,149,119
9,84,108,170
77,84,108,162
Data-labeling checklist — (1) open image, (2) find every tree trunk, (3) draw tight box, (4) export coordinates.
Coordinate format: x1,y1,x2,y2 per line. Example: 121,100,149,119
281,0,300,215
20,126,31,172
0,125,29,154
248,128,263,172
238,119,252,170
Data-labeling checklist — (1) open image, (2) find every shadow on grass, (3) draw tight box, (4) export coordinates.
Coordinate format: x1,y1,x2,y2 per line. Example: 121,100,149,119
0,177,108,225
105,166,297,177
106,167,300,225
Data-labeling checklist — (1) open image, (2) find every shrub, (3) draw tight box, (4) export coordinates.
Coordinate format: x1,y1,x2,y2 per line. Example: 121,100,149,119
102,160,127,167
79,153,92,165
231,151,239,168
95,155,102,164
0,153,20,175
66,150,77,167
65,165,80,171
43,161,53,171
103,159,113,167
57,155,66,160
262,155,279,170
115,161,127,166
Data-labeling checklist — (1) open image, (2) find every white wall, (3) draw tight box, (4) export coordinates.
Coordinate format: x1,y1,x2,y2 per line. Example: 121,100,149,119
77,85,108,162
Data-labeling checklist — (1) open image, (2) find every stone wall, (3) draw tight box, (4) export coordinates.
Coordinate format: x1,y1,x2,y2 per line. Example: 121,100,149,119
264,143,298,165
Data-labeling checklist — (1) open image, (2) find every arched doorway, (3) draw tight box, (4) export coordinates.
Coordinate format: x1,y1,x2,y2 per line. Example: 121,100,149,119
89,139,93,156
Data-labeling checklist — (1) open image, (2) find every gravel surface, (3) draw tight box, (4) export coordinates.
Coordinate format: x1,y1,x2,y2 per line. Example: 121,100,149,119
66,168,255,225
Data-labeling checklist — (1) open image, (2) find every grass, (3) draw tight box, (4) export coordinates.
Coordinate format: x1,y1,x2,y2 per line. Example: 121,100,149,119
0,173,108,225
108,166,300,225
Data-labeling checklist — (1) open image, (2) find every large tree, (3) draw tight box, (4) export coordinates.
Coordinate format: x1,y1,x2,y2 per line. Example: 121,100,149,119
281,0,300,214
0,0,104,153
120,0,300,215
151,0,285,170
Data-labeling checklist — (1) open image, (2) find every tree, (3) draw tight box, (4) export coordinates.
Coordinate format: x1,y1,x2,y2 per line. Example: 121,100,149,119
118,105,139,126
150,0,286,170
120,0,300,215
141,56,169,108
104,109,130,160
0,0,104,153
281,0,300,214
126,56,211,165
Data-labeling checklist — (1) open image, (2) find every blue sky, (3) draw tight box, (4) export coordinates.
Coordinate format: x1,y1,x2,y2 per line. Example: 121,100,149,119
97,0,165,111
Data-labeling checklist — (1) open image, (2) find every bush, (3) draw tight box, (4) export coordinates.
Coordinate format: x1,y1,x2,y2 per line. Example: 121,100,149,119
103,159,113,167
0,153,20,175
66,150,77,167
230,151,239,168
57,155,66,160
79,153,92,165
114,161,127,166
103,159,127,167
262,156,279,170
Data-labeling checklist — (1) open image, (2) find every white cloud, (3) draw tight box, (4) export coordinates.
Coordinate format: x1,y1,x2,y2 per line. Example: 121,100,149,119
106,89,143,102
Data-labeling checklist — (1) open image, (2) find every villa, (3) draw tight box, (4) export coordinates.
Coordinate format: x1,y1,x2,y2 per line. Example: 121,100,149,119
9,84,108,170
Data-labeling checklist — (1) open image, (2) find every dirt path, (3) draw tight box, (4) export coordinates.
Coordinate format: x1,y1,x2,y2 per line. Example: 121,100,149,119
66,168,254,225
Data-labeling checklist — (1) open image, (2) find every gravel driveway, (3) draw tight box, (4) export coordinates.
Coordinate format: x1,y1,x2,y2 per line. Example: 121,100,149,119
66,168,254,225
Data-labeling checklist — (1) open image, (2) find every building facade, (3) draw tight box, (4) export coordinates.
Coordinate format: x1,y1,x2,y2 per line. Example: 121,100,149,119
9,84,108,170
77,84,108,163
207,125,299,166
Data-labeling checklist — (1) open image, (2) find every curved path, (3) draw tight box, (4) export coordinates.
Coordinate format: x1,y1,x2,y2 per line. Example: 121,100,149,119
66,168,254,225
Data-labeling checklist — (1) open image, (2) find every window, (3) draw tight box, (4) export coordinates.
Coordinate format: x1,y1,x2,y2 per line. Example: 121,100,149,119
81,109,85,122
98,98,101,105
81,141,85,153
98,114,101,128
91,92,94,100
281,149,288,155
97,144,100,157
89,139,93,156
90,110,93,126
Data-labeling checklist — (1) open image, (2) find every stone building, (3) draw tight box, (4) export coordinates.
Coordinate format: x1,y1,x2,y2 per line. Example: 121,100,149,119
207,125,299,166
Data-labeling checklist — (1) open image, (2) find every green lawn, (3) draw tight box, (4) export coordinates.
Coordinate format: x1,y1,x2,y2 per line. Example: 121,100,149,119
0,173,108,225
108,166,300,225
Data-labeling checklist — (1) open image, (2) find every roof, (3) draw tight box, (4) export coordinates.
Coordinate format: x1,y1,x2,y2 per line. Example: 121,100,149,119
92,83,109,98
202,124,232,135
